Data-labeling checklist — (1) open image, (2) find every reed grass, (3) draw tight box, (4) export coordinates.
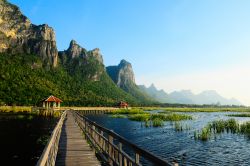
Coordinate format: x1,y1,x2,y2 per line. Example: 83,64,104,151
194,119,250,141
152,118,164,127
239,122,250,137
174,122,183,131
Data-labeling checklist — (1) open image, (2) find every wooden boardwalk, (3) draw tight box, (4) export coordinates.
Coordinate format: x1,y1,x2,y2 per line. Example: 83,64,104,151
55,112,101,166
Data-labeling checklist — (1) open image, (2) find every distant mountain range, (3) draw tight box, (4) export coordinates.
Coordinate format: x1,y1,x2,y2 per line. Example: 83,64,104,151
139,84,242,105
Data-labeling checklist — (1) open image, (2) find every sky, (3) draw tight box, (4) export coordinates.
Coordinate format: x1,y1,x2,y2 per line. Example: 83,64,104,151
9,0,250,105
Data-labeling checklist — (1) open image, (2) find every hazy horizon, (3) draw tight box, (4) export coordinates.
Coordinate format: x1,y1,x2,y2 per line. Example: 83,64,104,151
9,0,250,105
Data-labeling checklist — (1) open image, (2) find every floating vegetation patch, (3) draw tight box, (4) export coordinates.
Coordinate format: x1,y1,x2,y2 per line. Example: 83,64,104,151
110,114,127,118
108,109,146,115
194,119,250,141
129,114,150,121
128,113,192,127
227,113,250,117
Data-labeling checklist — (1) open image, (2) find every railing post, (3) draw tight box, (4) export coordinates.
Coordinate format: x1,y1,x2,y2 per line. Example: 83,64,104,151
135,153,140,165
124,157,127,166
108,135,114,166
119,143,123,166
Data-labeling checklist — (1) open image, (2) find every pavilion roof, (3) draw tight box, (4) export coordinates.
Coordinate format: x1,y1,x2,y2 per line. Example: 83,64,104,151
42,95,63,102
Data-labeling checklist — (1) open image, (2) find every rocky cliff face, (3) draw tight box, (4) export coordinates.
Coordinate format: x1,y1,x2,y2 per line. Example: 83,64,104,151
59,40,104,81
0,0,58,67
106,59,135,88
107,60,155,103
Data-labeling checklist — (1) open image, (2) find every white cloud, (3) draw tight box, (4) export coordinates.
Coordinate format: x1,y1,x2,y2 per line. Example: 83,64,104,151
137,64,250,106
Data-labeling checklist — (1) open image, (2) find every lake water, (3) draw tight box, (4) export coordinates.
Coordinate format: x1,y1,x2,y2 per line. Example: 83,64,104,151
0,113,58,165
86,112,250,166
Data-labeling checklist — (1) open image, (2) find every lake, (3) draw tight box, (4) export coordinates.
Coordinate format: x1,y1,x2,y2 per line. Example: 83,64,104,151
86,111,250,166
0,113,58,165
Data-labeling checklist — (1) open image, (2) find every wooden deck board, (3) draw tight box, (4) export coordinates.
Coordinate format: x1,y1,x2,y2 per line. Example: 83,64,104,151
55,112,101,166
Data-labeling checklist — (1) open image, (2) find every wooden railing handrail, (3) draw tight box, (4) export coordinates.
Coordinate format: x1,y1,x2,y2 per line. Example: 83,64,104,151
74,111,174,166
36,110,67,166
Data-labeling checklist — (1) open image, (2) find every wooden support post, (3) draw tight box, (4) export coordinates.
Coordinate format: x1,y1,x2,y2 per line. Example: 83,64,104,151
108,135,114,166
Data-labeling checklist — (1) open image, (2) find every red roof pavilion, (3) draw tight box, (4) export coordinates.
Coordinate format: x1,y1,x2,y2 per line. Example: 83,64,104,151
43,95,63,103
42,95,62,109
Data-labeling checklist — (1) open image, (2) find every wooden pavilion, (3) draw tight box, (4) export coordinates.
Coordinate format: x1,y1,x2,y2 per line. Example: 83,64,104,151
119,101,128,108
42,95,62,109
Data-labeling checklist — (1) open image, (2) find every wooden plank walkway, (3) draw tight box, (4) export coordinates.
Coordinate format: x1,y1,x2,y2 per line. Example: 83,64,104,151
55,111,101,166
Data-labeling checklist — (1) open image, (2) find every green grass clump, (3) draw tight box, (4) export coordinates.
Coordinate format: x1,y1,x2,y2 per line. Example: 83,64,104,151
199,127,211,141
110,114,127,118
152,113,192,121
239,122,250,137
228,113,250,117
129,114,150,121
209,119,238,134
152,118,164,127
195,119,242,141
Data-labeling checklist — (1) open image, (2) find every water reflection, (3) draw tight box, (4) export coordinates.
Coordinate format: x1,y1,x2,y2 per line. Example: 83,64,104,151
0,113,57,165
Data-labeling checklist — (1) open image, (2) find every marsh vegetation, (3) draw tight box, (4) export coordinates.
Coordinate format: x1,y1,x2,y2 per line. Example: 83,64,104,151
108,108,192,127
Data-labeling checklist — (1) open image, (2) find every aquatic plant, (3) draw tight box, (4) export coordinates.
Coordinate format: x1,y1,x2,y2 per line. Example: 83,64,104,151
194,119,250,141
144,120,151,127
239,122,250,137
174,122,183,131
199,127,211,141
110,114,127,118
108,108,145,115
152,118,164,127
129,114,150,121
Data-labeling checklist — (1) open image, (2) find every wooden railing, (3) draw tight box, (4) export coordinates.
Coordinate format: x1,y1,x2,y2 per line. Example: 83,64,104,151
36,110,67,166
73,111,176,166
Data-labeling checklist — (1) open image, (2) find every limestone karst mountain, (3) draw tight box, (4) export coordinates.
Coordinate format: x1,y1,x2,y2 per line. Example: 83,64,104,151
0,0,154,106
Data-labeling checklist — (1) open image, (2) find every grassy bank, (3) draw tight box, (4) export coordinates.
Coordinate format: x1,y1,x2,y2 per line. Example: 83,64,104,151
0,106,32,113
0,106,62,117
